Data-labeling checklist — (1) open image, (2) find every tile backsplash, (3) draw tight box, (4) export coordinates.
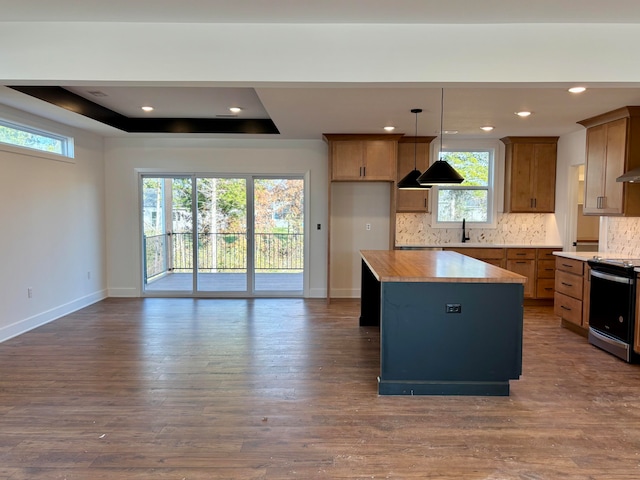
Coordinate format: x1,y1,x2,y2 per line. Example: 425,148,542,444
396,212,553,245
606,217,640,257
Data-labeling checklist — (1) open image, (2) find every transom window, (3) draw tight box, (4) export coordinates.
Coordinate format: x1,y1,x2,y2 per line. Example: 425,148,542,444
435,148,494,225
0,119,73,158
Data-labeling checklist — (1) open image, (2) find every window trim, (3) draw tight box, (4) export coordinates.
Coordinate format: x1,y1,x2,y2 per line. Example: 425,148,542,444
0,118,75,162
430,139,500,229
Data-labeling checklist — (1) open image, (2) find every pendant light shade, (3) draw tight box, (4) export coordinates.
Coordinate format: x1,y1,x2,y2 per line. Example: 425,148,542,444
417,89,465,186
398,108,431,190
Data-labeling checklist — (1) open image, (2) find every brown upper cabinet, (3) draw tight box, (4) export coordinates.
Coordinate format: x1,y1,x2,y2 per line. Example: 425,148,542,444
324,134,403,182
578,107,640,216
396,136,436,212
501,137,558,213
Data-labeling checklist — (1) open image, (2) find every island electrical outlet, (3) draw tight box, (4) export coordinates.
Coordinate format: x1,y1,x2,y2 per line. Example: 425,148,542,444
446,303,462,314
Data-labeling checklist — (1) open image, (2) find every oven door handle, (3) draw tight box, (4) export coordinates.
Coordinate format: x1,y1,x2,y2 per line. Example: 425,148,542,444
591,269,633,285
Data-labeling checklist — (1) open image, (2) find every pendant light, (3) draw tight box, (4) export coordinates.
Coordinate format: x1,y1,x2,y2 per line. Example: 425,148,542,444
417,89,464,185
398,108,431,190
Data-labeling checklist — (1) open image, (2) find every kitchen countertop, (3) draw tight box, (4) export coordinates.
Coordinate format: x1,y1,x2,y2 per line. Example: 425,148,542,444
397,243,563,249
360,249,526,284
554,251,640,273
553,251,630,261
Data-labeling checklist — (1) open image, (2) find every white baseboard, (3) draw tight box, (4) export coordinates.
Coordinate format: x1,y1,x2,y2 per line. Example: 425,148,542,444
329,288,361,298
0,289,107,344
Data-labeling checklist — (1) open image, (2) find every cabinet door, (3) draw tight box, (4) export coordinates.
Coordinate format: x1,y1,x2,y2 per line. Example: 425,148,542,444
363,141,396,180
509,143,535,212
331,141,364,180
507,259,535,298
505,140,556,213
583,119,626,215
583,124,606,213
602,118,626,214
532,143,557,212
396,141,429,212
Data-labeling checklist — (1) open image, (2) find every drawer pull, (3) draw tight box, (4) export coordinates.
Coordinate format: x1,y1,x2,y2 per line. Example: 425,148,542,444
516,253,526,256
561,263,573,268
544,287,553,291
561,282,573,287
561,305,572,311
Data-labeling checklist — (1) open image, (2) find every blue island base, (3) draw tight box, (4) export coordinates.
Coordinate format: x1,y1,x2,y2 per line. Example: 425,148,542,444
378,378,510,396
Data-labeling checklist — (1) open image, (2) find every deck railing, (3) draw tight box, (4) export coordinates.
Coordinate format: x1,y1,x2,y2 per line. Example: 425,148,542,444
144,232,303,281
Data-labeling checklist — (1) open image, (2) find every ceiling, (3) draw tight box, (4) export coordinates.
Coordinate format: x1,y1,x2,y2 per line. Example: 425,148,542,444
4,0,640,141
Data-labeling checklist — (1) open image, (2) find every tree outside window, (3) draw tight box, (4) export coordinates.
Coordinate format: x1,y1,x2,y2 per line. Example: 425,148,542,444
436,151,491,223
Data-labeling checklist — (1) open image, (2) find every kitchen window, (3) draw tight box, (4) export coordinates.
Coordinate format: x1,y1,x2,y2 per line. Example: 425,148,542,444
0,118,74,159
433,144,495,226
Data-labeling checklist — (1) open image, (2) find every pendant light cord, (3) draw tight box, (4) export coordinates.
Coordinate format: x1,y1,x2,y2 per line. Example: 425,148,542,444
414,110,418,170
439,88,444,162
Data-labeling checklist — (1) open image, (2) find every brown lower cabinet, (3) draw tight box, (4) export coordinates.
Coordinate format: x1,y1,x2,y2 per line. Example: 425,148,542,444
444,247,560,299
554,256,590,331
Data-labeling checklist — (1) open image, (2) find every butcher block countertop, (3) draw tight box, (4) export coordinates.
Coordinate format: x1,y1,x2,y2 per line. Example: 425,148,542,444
360,250,527,284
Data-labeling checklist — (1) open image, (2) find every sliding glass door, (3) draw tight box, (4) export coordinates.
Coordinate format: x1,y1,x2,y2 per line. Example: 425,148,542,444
141,174,304,296
253,178,304,292
195,177,248,292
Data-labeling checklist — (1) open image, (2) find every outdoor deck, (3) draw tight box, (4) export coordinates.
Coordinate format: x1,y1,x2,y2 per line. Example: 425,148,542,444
145,272,303,293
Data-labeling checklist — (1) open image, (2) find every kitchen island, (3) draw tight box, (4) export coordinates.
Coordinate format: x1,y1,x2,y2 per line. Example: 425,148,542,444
360,250,526,396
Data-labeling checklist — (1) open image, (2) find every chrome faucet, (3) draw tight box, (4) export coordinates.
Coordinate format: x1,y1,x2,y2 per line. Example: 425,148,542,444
461,218,470,243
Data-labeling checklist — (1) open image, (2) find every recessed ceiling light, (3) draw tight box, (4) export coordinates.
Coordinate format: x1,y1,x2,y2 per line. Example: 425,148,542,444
141,106,154,112
442,130,458,135
384,125,395,132
229,107,242,113
568,86,586,94
515,111,532,117
480,126,494,132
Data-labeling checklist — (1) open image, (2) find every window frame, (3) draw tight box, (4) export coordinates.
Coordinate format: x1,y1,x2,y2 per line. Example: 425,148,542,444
0,118,75,161
430,139,500,229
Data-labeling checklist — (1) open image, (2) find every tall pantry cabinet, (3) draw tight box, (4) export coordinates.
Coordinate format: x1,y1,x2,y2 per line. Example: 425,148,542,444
323,134,403,302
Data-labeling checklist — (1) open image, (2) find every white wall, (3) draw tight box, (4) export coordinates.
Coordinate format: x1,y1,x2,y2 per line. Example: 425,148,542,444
5,23,640,84
104,137,328,297
0,105,106,342
555,129,587,250
330,182,391,297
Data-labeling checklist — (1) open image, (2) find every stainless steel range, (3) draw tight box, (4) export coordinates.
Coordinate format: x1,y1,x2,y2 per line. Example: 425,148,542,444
587,256,640,363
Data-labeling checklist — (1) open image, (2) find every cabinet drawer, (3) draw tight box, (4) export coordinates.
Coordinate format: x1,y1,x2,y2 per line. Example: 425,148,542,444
445,248,505,260
537,248,561,260
537,259,557,279
483,258,506,269
507,248,536,260
555,270,584,299
555,257,584,275
554,292,583,326
537,278,556,299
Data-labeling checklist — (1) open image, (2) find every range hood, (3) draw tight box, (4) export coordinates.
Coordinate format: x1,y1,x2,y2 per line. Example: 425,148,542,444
616,168,640,183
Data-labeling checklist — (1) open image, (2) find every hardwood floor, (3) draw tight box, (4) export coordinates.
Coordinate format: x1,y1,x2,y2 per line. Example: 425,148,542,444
1,298,640,479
